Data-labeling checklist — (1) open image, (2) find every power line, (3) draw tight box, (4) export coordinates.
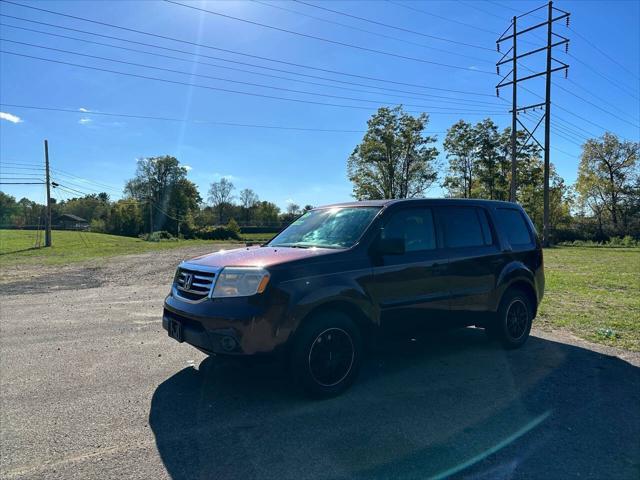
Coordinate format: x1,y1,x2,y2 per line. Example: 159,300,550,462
0,103,377,133
568,25,639,80
0,182,45,185
0,25,502,107
0,38,503,112
386,0,499,35
550,75,639,128
51,176,120,196
251,0,495,64
464,0,639,98
291,0,495,51
0,13,497,98
519,84,634,139
163,0,496,73
1,50,509,115
0,161,43,167
567,53,638,100
3,0,495,74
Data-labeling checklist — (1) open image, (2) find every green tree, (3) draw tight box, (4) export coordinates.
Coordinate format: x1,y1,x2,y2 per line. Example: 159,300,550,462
108,199,143,237
472,119,506,200
254,201,280,226
124,156,197,235
239,188,259,224
443,120,476,198
208,177,235,224
347,106,439,199
0,192,18,225
576,133,639,234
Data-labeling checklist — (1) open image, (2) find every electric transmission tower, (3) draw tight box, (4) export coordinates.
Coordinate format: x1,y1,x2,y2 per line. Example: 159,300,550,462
496,1,570,246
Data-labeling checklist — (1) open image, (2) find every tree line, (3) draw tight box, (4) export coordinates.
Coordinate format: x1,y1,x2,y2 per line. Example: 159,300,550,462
1,105,638,242
348,106,639,241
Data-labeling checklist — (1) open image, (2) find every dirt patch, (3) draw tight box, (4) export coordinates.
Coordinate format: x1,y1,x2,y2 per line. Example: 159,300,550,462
0,244,243,296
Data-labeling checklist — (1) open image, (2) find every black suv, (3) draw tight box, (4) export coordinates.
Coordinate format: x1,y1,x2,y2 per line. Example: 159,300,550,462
163,199,544,396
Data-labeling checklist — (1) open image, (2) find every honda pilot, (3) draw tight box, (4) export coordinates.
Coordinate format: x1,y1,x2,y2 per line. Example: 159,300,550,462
163,199,544,397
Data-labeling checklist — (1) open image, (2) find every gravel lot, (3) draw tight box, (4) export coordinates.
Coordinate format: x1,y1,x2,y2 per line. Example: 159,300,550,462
1,245,639,479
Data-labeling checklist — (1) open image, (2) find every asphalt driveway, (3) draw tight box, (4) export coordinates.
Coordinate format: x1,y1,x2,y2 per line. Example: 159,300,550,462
1,247,638,479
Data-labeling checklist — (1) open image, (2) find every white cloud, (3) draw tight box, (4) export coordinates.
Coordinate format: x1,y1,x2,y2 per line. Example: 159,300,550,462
79,107,90,112
212,172,237,181
78,117,92,125
285,198,295,205
468,65,479,71
0,112,23,124
183,165,193,171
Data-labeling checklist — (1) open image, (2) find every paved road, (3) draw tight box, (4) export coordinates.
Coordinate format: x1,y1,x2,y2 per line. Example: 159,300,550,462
1,247,639,479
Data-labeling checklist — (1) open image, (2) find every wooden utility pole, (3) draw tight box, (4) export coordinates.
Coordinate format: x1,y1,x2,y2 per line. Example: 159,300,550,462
44,139,52,247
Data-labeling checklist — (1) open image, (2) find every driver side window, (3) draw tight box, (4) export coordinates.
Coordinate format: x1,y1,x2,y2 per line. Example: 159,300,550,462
381,208,436,252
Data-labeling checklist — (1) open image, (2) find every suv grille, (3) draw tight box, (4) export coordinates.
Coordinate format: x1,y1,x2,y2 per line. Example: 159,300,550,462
175,267,216,301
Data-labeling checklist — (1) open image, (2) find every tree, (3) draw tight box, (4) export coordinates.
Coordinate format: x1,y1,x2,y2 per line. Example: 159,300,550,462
287,203,300,216
254,201,280,226
239,188,259,224
472,119,505,200
124,156,196,234
0,192,18,225
576,133,639,234
347,106,439,199
443,120,475,198
208,178,235,224
108,199,143,237
169,178,201,235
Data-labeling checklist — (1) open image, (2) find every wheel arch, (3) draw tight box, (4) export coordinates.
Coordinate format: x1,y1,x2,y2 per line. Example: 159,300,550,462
504,280,539,317
292,299,375,350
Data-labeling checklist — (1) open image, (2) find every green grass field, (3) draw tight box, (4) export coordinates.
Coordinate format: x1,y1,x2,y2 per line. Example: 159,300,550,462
537,247,640,351
0,230,220,268
1,230,638,351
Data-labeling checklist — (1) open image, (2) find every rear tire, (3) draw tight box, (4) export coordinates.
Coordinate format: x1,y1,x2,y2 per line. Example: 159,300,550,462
487,288,533,349
290,311,363,398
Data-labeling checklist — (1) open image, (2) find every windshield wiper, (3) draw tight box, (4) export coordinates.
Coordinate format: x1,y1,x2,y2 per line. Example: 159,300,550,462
270,243,312,249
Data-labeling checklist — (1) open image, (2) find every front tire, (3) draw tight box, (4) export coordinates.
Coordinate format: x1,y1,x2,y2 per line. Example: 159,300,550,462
487,289,533,349
290,311,363,398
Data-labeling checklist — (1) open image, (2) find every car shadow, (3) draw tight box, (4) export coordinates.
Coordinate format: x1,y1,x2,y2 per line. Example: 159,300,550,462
149,328,640,480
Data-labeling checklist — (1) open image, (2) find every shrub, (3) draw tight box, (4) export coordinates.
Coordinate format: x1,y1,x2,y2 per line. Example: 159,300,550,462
226,218,241,237
195,225,241,241
143,230,177,242
89,218,106,233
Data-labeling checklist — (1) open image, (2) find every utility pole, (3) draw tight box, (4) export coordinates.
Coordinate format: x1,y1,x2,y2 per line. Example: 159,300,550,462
496,1,570,246
510,15,518,203
44,139,52,247
543,1,553,247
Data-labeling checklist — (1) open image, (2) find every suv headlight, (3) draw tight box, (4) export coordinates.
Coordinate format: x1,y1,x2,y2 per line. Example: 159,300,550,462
212,267,270,298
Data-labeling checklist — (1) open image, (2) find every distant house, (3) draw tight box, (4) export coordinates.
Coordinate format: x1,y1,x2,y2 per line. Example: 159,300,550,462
58,213,89,230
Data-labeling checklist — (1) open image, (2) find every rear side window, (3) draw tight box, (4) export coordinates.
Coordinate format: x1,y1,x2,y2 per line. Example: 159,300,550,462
494,208,533,246
382,208,436,252
440,207,492,248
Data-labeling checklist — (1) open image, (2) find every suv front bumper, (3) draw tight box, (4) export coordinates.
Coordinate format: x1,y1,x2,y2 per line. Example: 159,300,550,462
162,292,290,356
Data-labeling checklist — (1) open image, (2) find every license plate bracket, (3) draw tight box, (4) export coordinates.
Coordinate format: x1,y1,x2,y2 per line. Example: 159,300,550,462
168,319,183,342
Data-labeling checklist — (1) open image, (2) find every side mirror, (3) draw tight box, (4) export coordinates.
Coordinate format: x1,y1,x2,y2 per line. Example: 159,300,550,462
376,237,405,255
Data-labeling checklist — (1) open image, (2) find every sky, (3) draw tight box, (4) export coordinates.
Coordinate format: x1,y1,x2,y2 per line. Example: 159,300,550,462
1,0,639,210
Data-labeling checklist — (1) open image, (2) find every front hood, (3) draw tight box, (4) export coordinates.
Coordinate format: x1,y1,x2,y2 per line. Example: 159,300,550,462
184,245,340,269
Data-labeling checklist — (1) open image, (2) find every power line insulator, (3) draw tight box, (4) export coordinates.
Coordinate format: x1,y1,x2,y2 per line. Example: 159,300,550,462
496,88,500,97
497,65,500,75
497,43,500,53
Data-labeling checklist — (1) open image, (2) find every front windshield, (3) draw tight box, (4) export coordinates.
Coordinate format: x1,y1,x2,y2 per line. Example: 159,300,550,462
268,207,380,249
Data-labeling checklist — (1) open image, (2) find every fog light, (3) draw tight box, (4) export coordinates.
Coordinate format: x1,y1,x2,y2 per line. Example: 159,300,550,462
220,336,237,352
